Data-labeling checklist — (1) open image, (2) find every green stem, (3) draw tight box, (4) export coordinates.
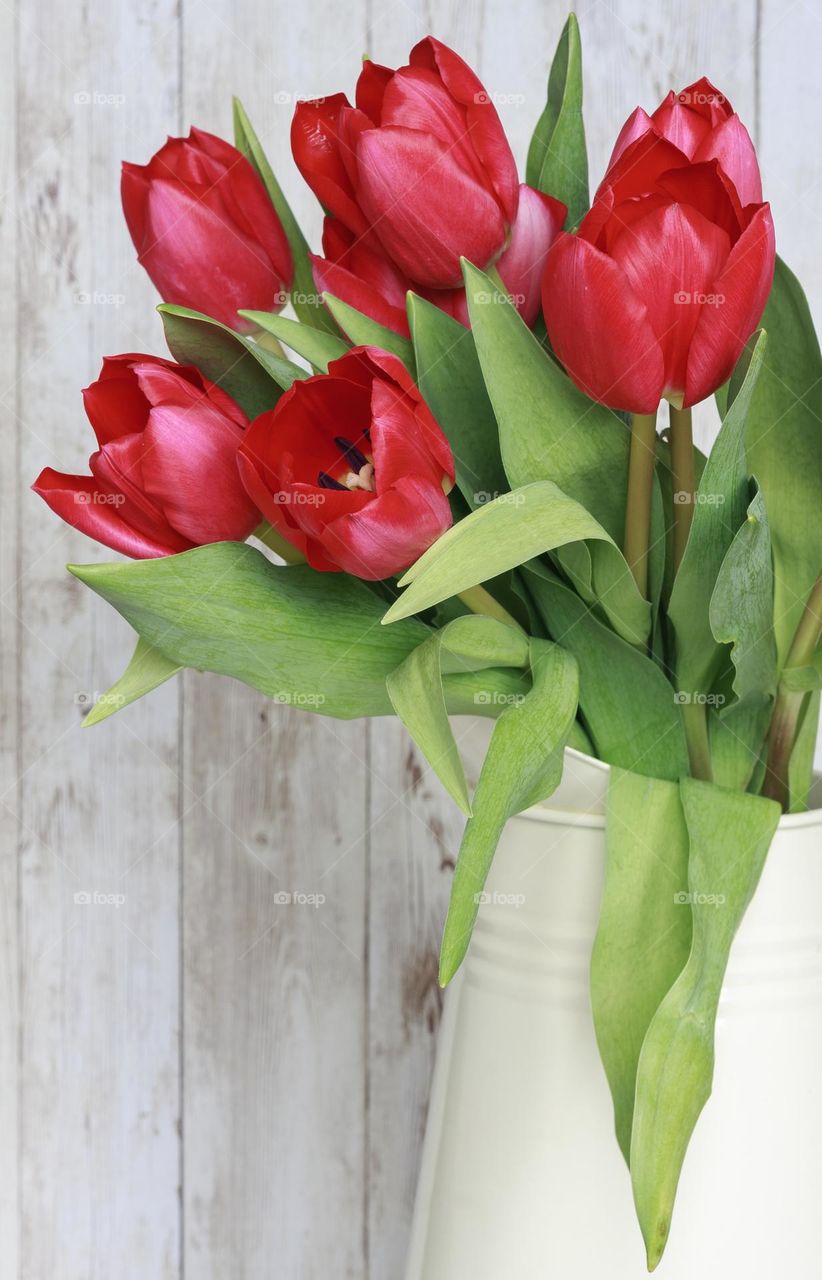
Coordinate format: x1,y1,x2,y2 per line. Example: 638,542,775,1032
623,410,659,600
458,585,525,632
764,572,822,809
680,700,713,782
669,404,695,573
253,520,304,564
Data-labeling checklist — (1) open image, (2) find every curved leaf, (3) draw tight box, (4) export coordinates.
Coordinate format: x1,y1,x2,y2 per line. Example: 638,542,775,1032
526,12,588,226
323,292,415,372
239,311,348,372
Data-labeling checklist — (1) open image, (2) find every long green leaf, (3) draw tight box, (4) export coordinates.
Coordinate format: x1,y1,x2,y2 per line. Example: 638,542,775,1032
522,563,688,780
82,638,182,727
709,487,777,705
525,13,588,225
409,293,508,511
630,780,780,1270
232,97,336,332
668,331,767,698
383,481,650,646
239,311,348,372
159,304,306,417
323,293,415,372
591,771,691,1162
439,638,578,984
386,615,529,813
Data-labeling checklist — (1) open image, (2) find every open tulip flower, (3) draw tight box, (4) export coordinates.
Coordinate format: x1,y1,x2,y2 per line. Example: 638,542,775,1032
291,39,566,334
238,348,455,580
122,128,293,329
33,355,260,558
542,129,775,414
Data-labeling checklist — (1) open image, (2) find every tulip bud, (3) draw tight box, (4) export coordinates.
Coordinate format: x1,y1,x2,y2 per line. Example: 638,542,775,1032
238,347,455,580
33,355,260,557
122,128,293,330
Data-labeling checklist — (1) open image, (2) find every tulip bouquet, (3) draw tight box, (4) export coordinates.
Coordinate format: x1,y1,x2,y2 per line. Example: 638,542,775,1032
34,14,822,1270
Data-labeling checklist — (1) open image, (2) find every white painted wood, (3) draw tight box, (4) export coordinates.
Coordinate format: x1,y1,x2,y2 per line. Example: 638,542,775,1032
4,2,822,1278
13,0,182,1275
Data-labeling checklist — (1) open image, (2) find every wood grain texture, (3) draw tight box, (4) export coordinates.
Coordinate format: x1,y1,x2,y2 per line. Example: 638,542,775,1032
3,1,822,1277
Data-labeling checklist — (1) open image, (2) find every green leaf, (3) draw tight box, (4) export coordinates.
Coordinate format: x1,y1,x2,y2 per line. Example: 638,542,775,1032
386,615,529,814
522,562,689,780
70,543,430,718
239,311,348,372
159,304,306,417
630,780,780,1271
232,97,336,332
81,637,182,727
709,487,777,705
383,481,650,647
323,293,415,372
709,700,770,792
525,13,588,226
439,639,578,984
781,652,822,691
591,771,691,1162
668,331,767,698
746,258,822,664
408,294,508,510
463,261,629,539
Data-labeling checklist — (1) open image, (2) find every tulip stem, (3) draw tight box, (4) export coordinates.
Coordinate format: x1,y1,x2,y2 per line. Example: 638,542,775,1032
253,520,304,564
458,585,525,633
669,404,695,573
623,410,658,601
763,571,822,809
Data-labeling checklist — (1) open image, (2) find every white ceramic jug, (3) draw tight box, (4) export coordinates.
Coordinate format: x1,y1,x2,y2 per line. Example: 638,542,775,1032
405,735,822,1278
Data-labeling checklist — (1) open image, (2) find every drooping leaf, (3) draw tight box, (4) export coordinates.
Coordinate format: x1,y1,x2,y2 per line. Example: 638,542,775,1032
439,638,578,984
383,481,650,646
323,293,415,372
408,294,508,510
386,615,529,813
239,311,348,372
232,97,336,332
522,562,688,780
745,258,822,666
709,486,777,705
591,770,691,1162
630,780,781,1271
159,304,306,417
525,13,588,226
82,637,182,728
668,331,767,698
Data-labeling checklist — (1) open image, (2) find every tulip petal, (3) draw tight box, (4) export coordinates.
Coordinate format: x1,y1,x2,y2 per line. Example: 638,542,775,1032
410,36,519,224
607,107,654,172
609,201,730,399
355,60,393,123
379,66,490,192
322,475,452,580
355,125,507,287
542,233,665,413
692,114,762,206
496,184,567,327
312,254,410,337
32,468,188,559
290,95,371,236
83,357,155,445
684,203,775,407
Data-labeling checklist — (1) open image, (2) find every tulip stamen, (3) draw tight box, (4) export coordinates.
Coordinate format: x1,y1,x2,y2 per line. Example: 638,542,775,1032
334,436,370,472
317,471,348,491
347,463,376,493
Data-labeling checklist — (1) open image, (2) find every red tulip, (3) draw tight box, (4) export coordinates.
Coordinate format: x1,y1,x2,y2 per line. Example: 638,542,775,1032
238,348,455,580
122,129,293,330
310,183,566,336
291,38,563,335
33,355,260,558
542,129,775,414
609,78,761,207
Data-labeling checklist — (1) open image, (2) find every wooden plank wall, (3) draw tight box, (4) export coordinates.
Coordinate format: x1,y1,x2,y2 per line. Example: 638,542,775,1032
2,0,819,1275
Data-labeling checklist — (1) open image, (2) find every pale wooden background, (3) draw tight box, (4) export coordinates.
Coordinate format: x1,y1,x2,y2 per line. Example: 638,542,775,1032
2,0,821,1276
